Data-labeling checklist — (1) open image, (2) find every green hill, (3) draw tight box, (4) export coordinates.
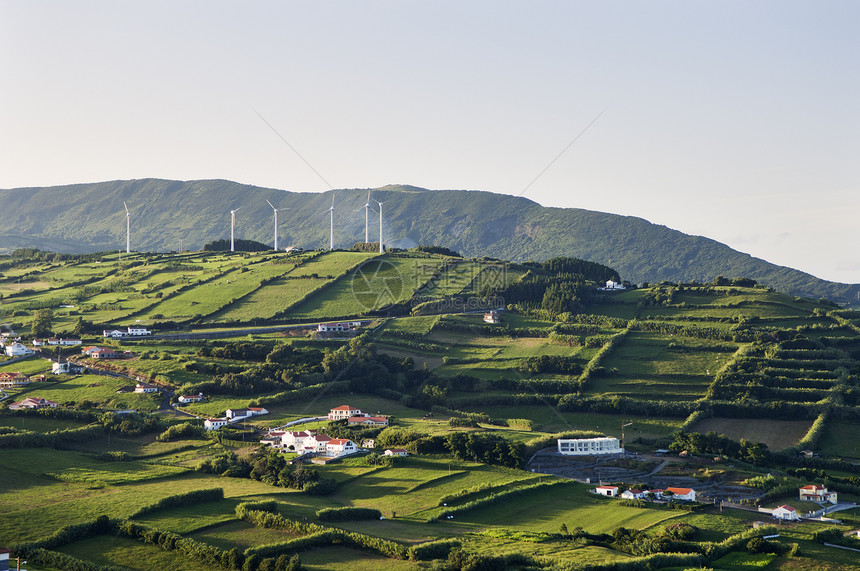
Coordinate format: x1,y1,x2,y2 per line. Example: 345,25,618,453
1,178,856,303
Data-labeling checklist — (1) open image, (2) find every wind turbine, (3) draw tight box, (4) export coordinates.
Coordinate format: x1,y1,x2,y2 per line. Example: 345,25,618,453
376,199,385,253
123,202,130,254
266,199,288,251
230,207,242,252
362,191,372,243
327,196,335,250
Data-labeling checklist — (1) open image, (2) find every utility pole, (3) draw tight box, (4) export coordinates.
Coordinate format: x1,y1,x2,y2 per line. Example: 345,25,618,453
621,422,633,450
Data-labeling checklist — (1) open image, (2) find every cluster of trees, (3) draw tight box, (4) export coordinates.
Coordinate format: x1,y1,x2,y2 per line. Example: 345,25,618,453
197,449,335,494
519,354,583,375
443,432,525,468
203,239,270,252
669,431,770,466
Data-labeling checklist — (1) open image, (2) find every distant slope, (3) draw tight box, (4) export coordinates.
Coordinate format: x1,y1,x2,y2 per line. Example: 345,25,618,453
0,179,857,303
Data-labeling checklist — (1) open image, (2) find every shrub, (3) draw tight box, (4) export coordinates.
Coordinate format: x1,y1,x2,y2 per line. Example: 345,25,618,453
316,507,382,522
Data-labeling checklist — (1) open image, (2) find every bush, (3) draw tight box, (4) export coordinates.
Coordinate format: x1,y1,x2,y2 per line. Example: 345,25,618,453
316,507,382,521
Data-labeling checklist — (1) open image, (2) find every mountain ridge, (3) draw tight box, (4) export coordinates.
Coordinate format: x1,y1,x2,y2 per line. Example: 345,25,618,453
1,178,857,303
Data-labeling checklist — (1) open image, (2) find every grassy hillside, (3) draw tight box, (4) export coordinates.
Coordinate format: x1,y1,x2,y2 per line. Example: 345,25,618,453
1,179,857,303
2,250,860,571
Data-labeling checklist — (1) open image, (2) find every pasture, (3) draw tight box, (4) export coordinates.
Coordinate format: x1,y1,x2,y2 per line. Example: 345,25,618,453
13,373,161,410
688,417,813,450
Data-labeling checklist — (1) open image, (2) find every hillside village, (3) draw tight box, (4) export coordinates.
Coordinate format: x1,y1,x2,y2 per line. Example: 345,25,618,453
1,248,860,570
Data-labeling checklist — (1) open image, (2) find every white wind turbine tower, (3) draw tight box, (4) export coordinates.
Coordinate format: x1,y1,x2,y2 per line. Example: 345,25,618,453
266,199,288,251
362,191,372,243
123,202,130,254
376,199,385,253
327,196,335,251
230,207,242,252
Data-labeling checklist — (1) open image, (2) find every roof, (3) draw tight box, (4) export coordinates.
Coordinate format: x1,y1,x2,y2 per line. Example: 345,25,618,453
596,486,618,490
348,415,387,422
776,505,796,511
387,448,407,453
311,435,331,442
248,407,266,412
328,439,353,446
800,484,825,491
206,417,226,422
666,487,693,495
625,489,643,494
331,405,359,411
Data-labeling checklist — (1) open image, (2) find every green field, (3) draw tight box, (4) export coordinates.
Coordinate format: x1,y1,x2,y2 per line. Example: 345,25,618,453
13,374,161,410
286,254,445,319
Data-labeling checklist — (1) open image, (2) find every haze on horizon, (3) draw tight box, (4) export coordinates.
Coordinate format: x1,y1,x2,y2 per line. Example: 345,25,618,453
1,1,858,283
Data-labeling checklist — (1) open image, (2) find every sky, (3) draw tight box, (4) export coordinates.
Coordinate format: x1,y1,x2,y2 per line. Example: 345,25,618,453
1,1,858,282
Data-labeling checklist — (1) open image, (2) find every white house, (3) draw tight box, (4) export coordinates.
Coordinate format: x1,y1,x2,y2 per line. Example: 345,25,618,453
52,362,85,375
127,326,151,336
57,338,82,346
9,397,58,410
279,431,331,454
204,418,228,430
134,382,158,394
601,280,625,291
621,489,645,500
103,329,127,338
772,505,800,521
799,484,837,504
225,407,269,422
663,487,696,501
317,323,351,334
558,437,622,456
260,430,286,447
329,405,362,421
4,343,34,357
177,393,204,404
326,438,357,457
594,486,619,497
384,448,408,457
347,415,388,427
483,310,501,324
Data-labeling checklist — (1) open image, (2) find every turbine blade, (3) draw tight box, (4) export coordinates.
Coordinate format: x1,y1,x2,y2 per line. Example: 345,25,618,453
266,199,275,209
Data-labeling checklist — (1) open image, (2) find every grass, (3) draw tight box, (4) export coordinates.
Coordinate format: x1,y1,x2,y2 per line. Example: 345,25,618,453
12,374,162,410
0,355,52,375
187,519,294,550
449,481,684,534
817,419,860,460
689,418,813,451
300,546,420,570
0,415,86,432
58,534,215,571
287,255,445,319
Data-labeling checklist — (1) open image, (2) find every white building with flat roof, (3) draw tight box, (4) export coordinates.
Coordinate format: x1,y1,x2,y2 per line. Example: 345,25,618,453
557,437,622,456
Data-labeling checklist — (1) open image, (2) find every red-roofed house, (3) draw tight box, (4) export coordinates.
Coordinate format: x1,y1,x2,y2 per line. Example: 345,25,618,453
772,505,800,521
347,415,388,427
326,438,357,457
9,397,58,410
329,405,362,420
799,484,837,504
384,448,408,457
177,393,204,404
134,382,158,394
594,486,619,497
664,487,696,501
0,372,29,388
83,346,123,359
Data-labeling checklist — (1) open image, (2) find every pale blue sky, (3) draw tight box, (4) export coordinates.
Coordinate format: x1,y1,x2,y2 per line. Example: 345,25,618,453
1,1,858,282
